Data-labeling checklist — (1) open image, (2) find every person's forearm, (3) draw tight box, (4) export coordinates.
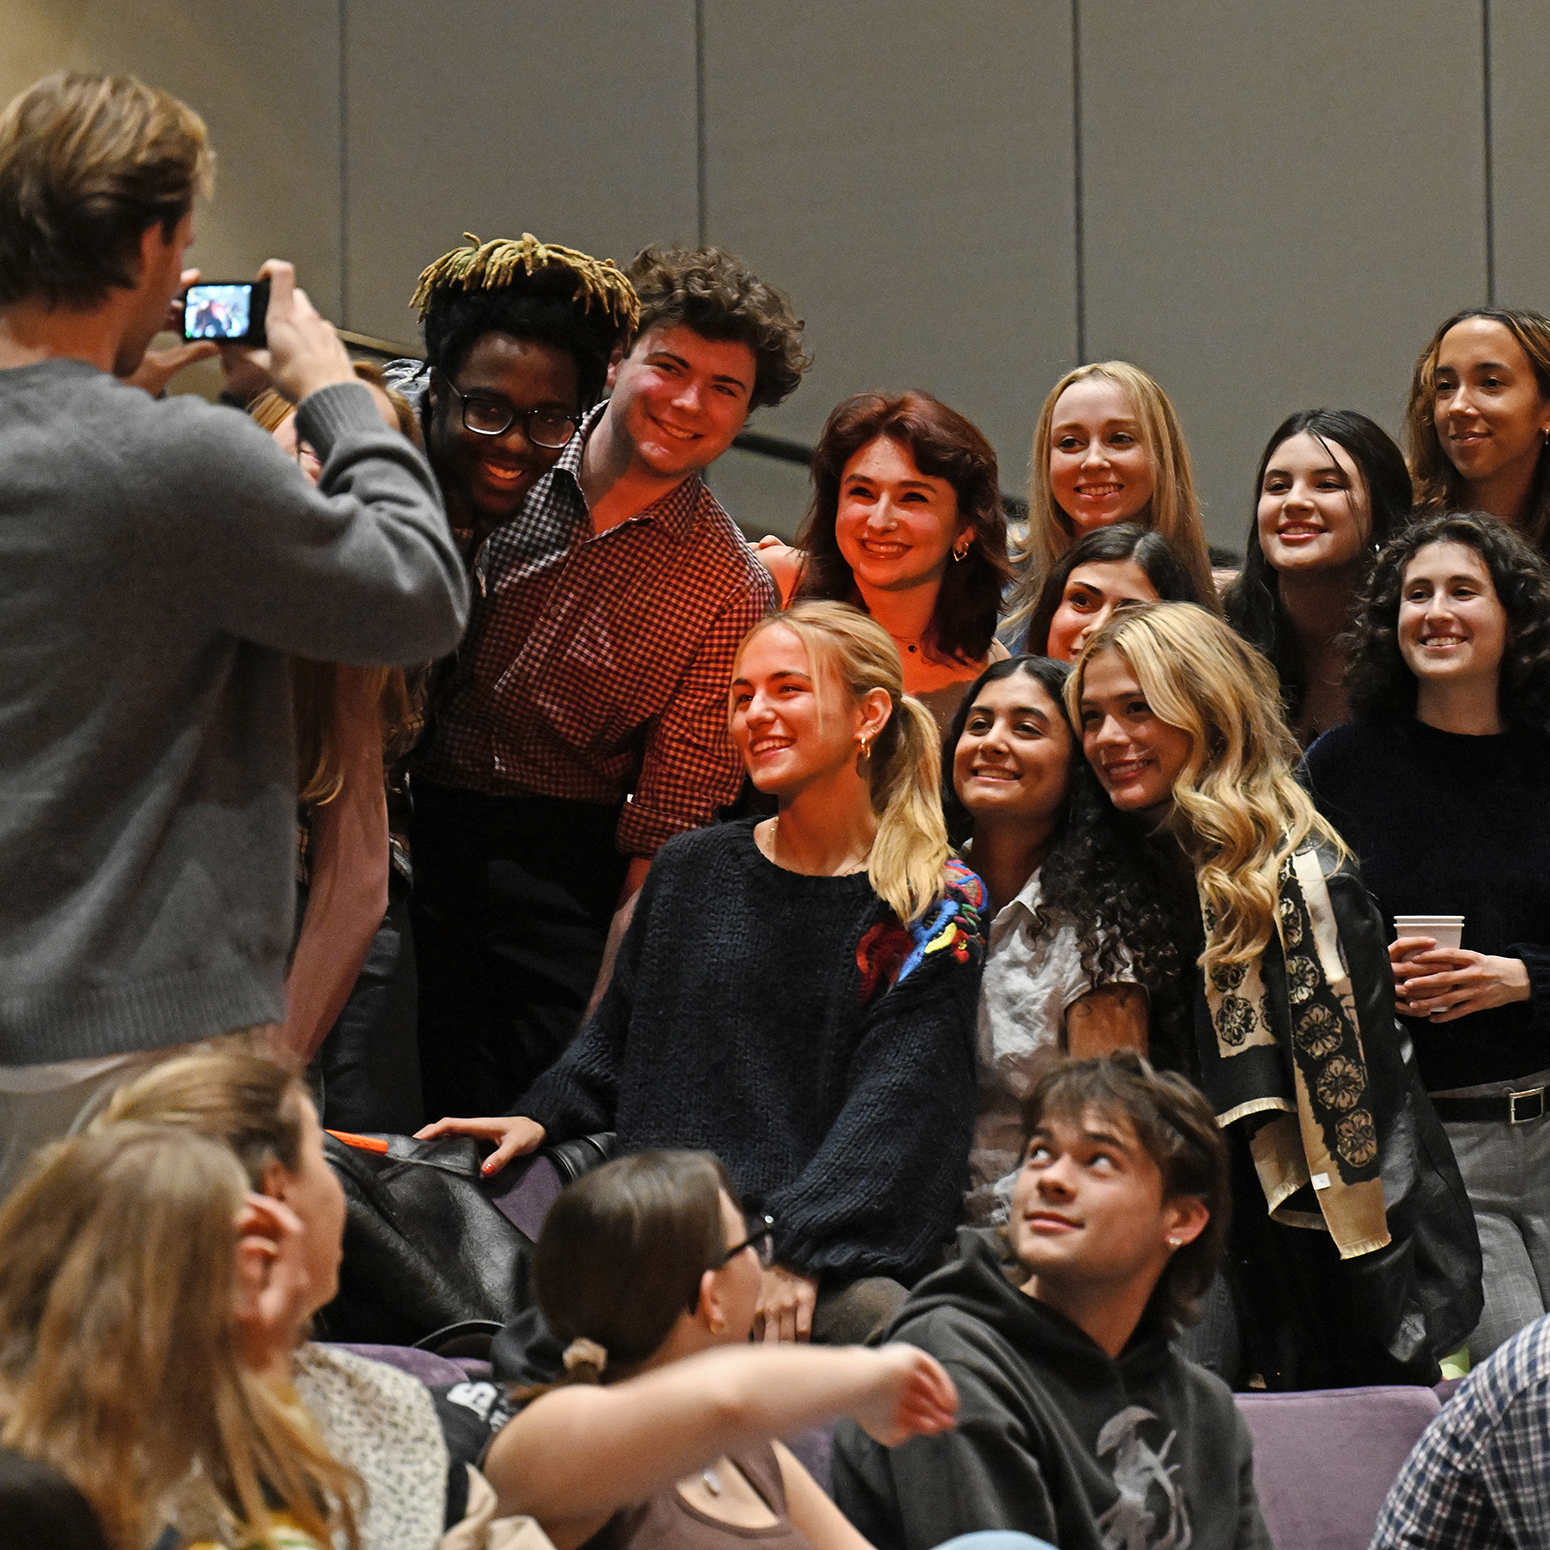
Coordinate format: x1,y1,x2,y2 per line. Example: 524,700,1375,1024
486,1345,894,1522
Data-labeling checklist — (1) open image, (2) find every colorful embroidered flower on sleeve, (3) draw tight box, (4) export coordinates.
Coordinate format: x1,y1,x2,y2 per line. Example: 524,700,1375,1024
855,862,986,1001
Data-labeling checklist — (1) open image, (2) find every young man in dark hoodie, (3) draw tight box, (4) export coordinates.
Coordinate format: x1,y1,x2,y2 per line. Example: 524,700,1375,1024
832,1053,1271,1550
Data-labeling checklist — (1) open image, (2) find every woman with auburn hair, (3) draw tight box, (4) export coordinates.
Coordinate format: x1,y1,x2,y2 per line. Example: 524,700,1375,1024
1405,307,1550,549
1306,512,1550,1359
483,1149,960,1550
0,1124,359,1550
775,391,1013,727
1069,601,1481,1390
1020,522,1208,660
1225,408,1412,743
421,602,986,1345
1007,362,1217,635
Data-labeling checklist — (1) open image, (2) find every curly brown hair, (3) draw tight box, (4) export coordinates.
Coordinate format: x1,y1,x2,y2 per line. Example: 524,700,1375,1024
1345,509,1550,735
795,391,1014,664
1404,308,1550,550
626,245,810,410
0,71,213,308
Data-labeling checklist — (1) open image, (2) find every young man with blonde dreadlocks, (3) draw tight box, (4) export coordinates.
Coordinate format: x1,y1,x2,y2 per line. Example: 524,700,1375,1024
384,236,808,1121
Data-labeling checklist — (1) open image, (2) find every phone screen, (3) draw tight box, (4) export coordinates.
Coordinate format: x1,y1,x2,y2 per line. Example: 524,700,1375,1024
183,283,254,341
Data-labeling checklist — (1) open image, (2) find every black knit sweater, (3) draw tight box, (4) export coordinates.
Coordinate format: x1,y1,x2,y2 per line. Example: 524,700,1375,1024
1304,715,1550,1090
516,818,986,1283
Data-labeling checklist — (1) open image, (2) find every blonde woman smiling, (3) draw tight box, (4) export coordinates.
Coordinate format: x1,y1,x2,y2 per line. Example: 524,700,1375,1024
1069,602,1480,1390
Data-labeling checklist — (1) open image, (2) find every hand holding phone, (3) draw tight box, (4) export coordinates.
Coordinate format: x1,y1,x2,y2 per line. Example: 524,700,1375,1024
246,260,355,405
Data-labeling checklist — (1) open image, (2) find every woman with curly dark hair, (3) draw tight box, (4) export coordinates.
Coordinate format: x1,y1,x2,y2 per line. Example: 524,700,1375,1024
787,391,1015,729
1225,409,1412,744
1304,511,1550,1359
1404,308,1550,551
943,654,1186,1221
1072,602,1480,1390
1021,522,1208,660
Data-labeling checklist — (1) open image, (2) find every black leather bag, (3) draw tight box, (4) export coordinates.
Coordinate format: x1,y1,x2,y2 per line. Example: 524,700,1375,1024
316,1131,615,1346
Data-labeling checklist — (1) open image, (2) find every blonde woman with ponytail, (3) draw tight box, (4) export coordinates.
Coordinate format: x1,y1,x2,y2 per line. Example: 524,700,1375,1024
422,602,987,1345
1070,602,1480,1392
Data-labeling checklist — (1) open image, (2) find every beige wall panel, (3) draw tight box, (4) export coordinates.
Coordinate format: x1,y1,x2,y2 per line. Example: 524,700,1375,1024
1490,0,1550,313
1080,2,1487,547
342,0,698,349
4,0,344,319
701,0,1077,514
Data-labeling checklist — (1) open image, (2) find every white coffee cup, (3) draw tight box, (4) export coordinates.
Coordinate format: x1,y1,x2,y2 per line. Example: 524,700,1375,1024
1393,915,1465,952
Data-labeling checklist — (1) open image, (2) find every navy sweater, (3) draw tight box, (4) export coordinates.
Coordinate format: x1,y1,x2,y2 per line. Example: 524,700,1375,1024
1304,716,1550,1090
516,819,985,1283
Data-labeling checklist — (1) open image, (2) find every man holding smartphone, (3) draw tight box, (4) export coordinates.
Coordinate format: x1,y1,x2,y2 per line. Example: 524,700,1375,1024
0,70,468,1194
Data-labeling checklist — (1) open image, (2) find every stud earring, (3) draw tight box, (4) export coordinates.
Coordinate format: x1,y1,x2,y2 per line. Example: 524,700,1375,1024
708,1315,726,1335
1165,1236,1182,1250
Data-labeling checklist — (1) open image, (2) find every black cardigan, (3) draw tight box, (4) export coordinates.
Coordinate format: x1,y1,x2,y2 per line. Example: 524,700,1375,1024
516,819,985,1284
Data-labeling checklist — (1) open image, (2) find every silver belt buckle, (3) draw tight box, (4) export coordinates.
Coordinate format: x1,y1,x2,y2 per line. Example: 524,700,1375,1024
1510,1087,1546,1124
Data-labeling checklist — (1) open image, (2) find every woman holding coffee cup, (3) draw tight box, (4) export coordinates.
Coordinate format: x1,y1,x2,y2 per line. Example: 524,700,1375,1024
1305,511,1550,1359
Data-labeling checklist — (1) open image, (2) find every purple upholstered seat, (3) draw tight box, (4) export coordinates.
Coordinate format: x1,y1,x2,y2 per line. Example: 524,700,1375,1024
328,1342,492,1386
1234,1385,1441,1550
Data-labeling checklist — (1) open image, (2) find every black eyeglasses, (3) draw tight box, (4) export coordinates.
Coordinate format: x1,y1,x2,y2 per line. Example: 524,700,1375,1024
437,373,580,449
712,1214,776,1271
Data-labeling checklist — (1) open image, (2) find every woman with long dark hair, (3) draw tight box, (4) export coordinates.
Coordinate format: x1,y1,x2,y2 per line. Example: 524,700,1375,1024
1021,523,1207,660
1069,602,1481,1390
1305,511,1550,1359
1225,409,1411,743
787,392,1014,727
943,655,1185,1220
1405,308,1550,550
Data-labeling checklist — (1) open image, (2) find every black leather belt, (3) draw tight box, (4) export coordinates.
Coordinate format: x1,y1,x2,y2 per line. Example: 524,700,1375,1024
1430,1086,1547,1125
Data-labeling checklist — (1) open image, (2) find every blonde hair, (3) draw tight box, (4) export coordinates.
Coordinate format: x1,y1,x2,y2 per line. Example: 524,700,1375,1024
1067,602,1345,969
1013,362,1217,625
249,372,425,802
0,1125,360,1550
731,601,949,923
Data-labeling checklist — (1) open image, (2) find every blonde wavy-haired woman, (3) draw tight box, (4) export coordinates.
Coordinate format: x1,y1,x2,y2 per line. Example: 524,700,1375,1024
1008,362,1218,638
1069,601,1480,1391
421,602,987,1346
0,1124,359,1550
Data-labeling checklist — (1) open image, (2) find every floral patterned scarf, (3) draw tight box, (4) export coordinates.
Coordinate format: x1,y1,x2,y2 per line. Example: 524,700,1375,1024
1197,843,1390,1260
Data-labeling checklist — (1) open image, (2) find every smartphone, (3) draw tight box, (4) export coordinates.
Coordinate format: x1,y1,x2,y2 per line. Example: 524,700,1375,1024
180,280,269,346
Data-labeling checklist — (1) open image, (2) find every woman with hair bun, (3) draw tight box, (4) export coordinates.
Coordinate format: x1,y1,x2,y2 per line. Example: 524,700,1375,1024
1070,602,1480,1390
1021,522,1208,661
1405,307,1550,549
776,391,1014,727
1226,408,1412,743
1006,362,1217,638
1305,512,1550,1359
422,602,986,1344
484,1150,960,1550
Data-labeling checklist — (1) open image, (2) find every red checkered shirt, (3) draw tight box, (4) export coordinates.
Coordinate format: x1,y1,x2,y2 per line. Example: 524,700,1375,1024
414,405,776,856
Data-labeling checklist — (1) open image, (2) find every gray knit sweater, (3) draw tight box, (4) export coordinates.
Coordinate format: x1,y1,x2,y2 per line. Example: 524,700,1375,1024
0,362,468,1062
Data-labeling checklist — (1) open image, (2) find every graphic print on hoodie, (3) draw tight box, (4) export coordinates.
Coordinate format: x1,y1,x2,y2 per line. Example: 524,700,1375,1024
831,1227,1270,1550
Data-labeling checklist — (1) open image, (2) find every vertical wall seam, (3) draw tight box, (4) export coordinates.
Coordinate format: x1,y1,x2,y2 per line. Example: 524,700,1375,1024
695,0,708,247
1071,0,1086,364
339,0,349,324
1482,0,1496,305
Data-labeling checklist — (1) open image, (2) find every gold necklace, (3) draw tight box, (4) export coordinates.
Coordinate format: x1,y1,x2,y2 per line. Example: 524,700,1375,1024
763,815,871,876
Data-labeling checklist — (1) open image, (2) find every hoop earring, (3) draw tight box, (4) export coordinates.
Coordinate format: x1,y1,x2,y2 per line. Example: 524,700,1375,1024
859,734,872,761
